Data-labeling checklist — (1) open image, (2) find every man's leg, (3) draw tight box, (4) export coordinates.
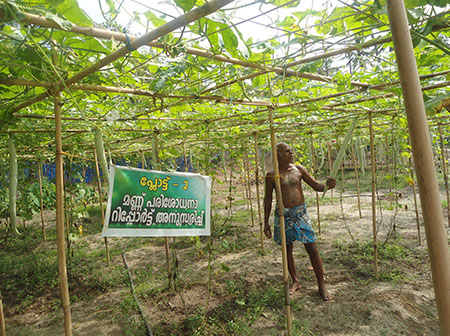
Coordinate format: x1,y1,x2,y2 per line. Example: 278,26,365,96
304,242,333,301
287,242,301,294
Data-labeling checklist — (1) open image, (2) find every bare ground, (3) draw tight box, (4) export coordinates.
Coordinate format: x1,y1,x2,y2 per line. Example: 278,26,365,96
3,183,449,335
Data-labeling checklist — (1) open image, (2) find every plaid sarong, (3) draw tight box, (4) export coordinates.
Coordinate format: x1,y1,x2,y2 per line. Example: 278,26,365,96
274,203,316,245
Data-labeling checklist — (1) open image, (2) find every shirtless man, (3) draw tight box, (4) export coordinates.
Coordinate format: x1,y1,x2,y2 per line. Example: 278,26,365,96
263,142,336,301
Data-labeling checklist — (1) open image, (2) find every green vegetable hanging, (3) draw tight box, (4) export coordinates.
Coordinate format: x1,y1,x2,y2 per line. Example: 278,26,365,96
8,136,18,234
322,118,358,197
94,128,109,186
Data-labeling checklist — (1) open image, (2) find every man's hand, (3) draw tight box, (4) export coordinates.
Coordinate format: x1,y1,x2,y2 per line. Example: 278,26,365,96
264,225,272,239
326,177,337,189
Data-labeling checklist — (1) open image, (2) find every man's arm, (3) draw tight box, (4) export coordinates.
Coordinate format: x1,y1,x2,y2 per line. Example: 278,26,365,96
298,165,336,192
263,172,275,238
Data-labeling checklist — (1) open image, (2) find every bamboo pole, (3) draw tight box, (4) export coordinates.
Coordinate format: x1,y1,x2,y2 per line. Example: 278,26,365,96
351,143,362,218
269,108,293,336
254,132,264,254
387,2,450,333
245,147,255,227
0,291,5,336
369,111,379,280
11,0,235,113
408,142,421,246
153,132,172,290
93,148,110,267
437,124,450,227
37,160,47,240
327,142,334,203
310,133,321,234
140,150,146,170
54,86,72,335
14,10,450,93
183,140,188,173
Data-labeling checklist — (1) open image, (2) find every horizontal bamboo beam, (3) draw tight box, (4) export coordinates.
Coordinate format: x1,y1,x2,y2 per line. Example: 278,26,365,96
9,0,235,113
5,10,389,89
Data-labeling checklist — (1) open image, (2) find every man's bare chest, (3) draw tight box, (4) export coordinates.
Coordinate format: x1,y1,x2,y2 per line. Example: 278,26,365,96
280,166,302,186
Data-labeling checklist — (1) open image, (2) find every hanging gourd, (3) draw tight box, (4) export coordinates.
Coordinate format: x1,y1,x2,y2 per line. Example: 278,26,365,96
8,136,18,234
94,127,109,185
323,118,358,197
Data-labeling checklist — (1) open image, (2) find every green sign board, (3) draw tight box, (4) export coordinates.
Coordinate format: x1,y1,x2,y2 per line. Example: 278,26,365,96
102,165,211,237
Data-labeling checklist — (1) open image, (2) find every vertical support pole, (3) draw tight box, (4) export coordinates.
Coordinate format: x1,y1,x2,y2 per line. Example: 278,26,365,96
438,124,450,227
93,148,110,266
310,132,321,233
0,291,5,336
351,143,362,218
408,140,421,246
369,111,379,280
254,132,264,254
140,150,146,170
245,146,255,227
269,108,292,336
54,87,72,335
153,132,172,290
386,2,450,333
183,140,188,173
38,160,47,240
385,134,393,210
327,142,334,203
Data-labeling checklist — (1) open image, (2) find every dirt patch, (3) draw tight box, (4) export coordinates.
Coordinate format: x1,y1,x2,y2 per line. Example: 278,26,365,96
3,183,447,335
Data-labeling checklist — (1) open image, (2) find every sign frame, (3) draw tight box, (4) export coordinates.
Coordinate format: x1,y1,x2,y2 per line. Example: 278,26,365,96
102,165,211,237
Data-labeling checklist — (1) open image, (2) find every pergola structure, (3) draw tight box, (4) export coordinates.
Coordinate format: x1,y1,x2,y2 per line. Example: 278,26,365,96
1,0,449,335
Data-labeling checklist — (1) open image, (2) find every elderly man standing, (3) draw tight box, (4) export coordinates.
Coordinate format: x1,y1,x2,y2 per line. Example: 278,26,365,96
264,142,336,300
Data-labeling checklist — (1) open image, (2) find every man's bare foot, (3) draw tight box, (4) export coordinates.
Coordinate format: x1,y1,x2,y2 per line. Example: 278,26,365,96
319,286,333,301
289,282,301,295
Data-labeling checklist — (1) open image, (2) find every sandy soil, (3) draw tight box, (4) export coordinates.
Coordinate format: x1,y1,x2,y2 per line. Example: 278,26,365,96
3,181,449,335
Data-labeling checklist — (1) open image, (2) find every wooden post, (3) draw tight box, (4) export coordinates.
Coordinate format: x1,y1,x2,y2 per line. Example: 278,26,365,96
269,108,292,336
245,147,255,227
310,132,321,234
254,132,264,254
408,140,421,245
183,140,188,173
153,132,172,290
54,87,72,335
385,134,393,210
37,160,47,240
140,150,146,170
438,124,450,227
0,291,5,336
351,143,362,218
327,142,334,203
93,148,110,267
369,111,379,279
387,2,450,333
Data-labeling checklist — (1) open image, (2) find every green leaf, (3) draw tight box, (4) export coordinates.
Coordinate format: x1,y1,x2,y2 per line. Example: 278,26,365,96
266,0,300,7
55,0,92,26
424,91,450,115
174,0,196,12
292,10,320,22
220,263,230,272
235,298,245,306
45,12,72,30
145,10,167,27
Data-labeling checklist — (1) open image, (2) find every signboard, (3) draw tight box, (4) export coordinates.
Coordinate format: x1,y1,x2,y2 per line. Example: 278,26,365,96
102,165,211,237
